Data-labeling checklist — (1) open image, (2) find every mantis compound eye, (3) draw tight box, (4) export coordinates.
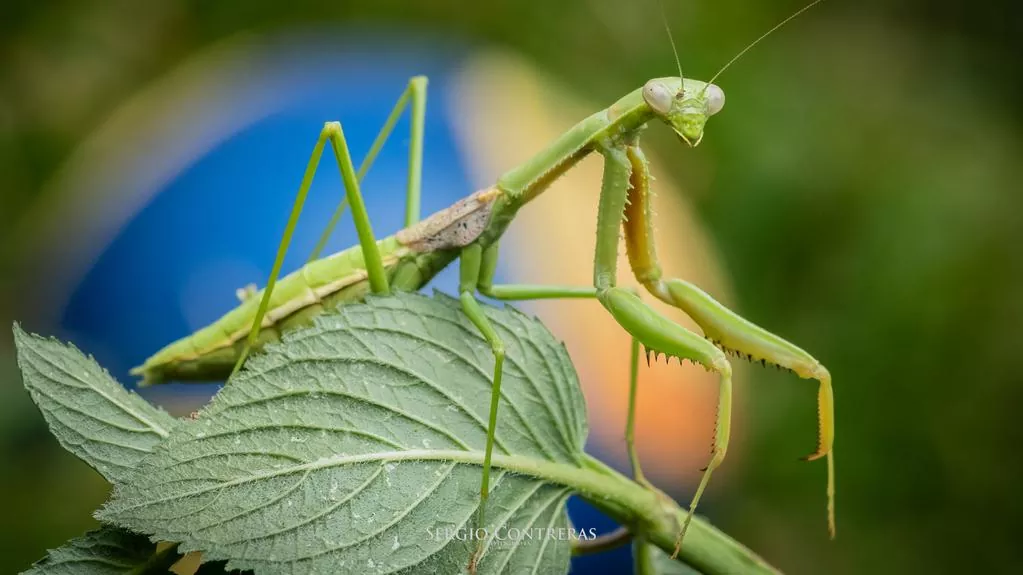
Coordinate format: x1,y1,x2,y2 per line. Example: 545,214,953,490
642,81,674,115
705,83,725,115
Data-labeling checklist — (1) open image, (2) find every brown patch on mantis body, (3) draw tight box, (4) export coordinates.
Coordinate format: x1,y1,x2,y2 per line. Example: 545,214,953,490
396,187,502,252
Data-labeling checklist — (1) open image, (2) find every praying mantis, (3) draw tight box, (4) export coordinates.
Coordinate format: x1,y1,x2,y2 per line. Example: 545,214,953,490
132,0,834,567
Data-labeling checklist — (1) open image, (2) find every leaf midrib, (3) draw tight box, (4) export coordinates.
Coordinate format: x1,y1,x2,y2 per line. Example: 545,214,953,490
109,449,612,515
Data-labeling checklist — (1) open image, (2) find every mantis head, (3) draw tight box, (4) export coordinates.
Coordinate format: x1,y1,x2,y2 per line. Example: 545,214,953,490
642,78,725,147
648,0,823,146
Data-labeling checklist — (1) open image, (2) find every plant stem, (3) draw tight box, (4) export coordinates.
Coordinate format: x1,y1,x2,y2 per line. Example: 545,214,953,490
131,543,181,574
572,526,633,556
573,454,781,575
475,449,778,574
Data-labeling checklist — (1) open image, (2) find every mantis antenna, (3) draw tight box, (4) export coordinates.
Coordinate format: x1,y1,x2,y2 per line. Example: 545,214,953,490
702,0,827,95
658,0,685,90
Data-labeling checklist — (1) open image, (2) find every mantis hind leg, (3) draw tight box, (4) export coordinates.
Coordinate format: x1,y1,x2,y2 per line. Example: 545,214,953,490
308,76,428,261
622,143,836,538
231,119,389,378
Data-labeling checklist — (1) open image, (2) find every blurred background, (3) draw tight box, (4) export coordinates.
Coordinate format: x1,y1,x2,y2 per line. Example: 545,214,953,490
2,0,1022,573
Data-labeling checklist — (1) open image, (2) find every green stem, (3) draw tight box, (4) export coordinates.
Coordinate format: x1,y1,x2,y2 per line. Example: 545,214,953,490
573,454,780,575
572,526,632,556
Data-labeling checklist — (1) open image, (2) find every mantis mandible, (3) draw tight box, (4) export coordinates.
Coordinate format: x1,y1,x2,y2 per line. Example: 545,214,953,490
133,0,834,566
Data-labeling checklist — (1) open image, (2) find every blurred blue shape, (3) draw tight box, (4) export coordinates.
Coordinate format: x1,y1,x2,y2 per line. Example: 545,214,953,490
59,32,632,574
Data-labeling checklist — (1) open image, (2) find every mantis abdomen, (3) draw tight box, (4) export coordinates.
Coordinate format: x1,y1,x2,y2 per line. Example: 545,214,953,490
133,186,499,384
133,237,403,384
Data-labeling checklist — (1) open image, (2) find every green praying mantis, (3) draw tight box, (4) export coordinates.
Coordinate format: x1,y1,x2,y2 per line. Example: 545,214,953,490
133,0,834,567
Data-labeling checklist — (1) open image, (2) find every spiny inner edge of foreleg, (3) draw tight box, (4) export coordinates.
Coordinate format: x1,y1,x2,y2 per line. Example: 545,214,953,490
641,346,709,370
704,337,799,376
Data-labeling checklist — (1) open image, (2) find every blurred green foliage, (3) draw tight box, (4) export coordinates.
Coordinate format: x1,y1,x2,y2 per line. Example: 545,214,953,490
2,1,1021,573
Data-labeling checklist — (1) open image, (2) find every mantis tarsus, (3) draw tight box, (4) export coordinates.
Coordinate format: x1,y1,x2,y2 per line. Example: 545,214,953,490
133,0,835,567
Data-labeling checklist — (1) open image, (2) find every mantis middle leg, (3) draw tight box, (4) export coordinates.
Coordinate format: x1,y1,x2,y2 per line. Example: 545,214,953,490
475,254,651,486
459,242,612,571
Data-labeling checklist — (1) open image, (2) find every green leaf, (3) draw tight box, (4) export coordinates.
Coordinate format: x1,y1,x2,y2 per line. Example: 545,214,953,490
21,526,176,574
99,293,588,574
13,324,177,484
